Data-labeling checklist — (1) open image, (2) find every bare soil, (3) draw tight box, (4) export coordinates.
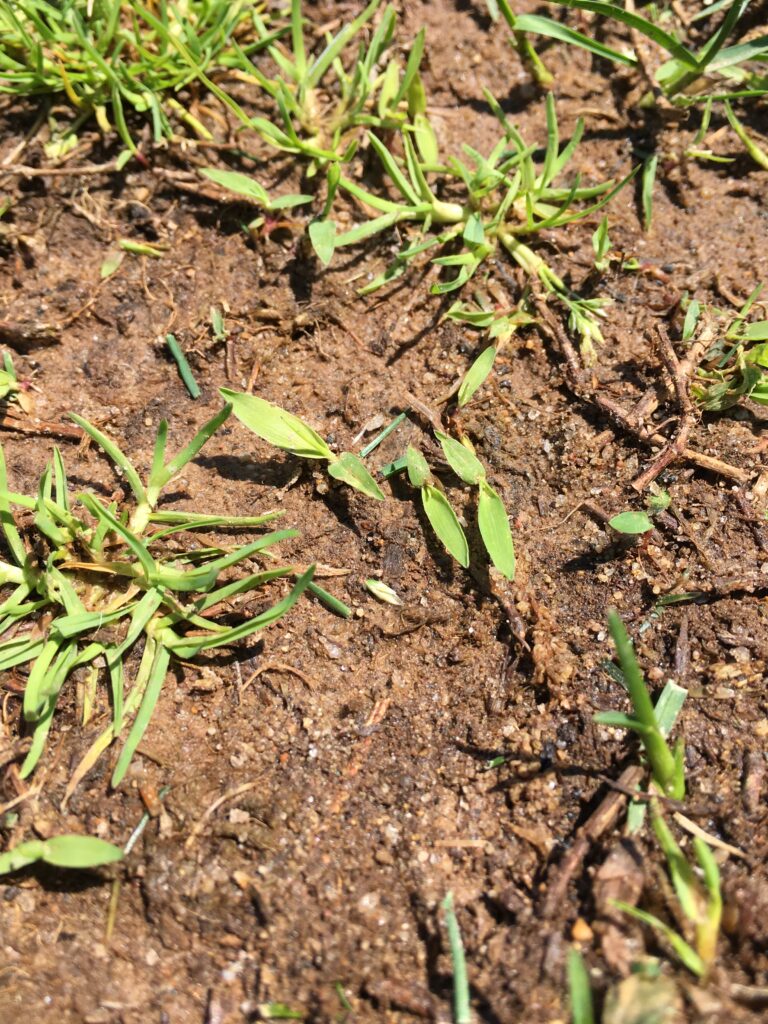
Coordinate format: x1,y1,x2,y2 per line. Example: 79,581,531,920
1,2,768,1022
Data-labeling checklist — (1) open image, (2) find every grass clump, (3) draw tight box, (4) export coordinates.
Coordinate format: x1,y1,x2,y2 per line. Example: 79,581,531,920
0,0,271,157
514,1,768,169
233,0,426,171
0,405,317,792
596,610,685,799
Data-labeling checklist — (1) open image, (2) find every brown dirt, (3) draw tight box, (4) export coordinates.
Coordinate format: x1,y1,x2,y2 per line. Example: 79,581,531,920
1,2,768,1022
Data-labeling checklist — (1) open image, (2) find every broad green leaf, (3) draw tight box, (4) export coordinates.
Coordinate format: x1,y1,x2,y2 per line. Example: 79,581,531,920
422,485,469,567
200,168,270,204
221,390,333,459
477,481,515,580
436,431,485,485
268,193,313,210
41,834,123,868
406,446,430,488
458,347,496,407
100,250,123,279
309,220,336,266
327,452,385,500
609,511,654,534
0,839,45,874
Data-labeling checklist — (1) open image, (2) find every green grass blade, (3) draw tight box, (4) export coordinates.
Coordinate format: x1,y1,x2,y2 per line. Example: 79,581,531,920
327,452,385,499
567,948,595,1024
165,333,201,399
111,642,171,787
422,485,469,568
539,1,697,65
477,481,516,580
69,415,147,508
512,14,637,68
222,390,332,459
435,432,485,485
442,893,471,1024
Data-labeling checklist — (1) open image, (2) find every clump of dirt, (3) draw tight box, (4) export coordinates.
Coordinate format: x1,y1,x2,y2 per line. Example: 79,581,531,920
1,1,768,1022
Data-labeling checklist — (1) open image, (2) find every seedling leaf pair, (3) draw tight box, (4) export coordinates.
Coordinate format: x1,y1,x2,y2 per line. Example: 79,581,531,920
222,389,384,499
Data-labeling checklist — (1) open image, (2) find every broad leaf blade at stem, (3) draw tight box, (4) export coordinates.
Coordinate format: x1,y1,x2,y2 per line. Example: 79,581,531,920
41,834,123,869
327,452,385,500
458,347,496,407
221,390,333,459
422,485,469,567
477,481,515,580
435,432,485,485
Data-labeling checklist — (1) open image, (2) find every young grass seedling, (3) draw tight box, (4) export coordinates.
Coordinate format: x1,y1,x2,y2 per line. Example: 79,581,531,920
228,0,426,171
435,431,516,579
221,389,385,500
0,407,322,791
595,611,685,799
613,801,722,977
406,446,469,568
0,833,123,874
323,92,633,362
441,892,471,1024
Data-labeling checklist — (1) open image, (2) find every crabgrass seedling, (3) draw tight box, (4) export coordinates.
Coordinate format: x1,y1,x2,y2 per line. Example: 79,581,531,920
0,406,322,791
0,0,267,155
442,892,471,1024
322,92,633,362
595,610,685,800
435,432,515,579
0,833,123,874
221,389,384,500
406,446,469,568
226,0,426,171
613,802,722,977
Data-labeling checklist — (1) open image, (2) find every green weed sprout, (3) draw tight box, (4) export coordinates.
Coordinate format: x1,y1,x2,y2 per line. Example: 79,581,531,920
567,948,595,1024
321,92,633,361
445,296,535,407
405,446,470,569
435,432,515,579
441,892,471,1024
0,834,123,874
613,803,722,977
0,0,267,156
514,1,768,168
595,610,685,800
688,285,768,411
232,0,426,171
0,351,31,413
486,0,553,87
221,389,384,501
0,405,317,791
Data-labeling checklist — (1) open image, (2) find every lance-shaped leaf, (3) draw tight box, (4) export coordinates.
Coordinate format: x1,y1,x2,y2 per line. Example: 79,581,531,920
327,452,385,500
435,431,485,486
422,485,469,567
0,834,123,875
458,347,496,408
477,480,516,580
221,390,333,459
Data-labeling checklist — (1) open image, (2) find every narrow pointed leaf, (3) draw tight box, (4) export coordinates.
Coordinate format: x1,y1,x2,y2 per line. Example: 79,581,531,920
477,481,515,579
